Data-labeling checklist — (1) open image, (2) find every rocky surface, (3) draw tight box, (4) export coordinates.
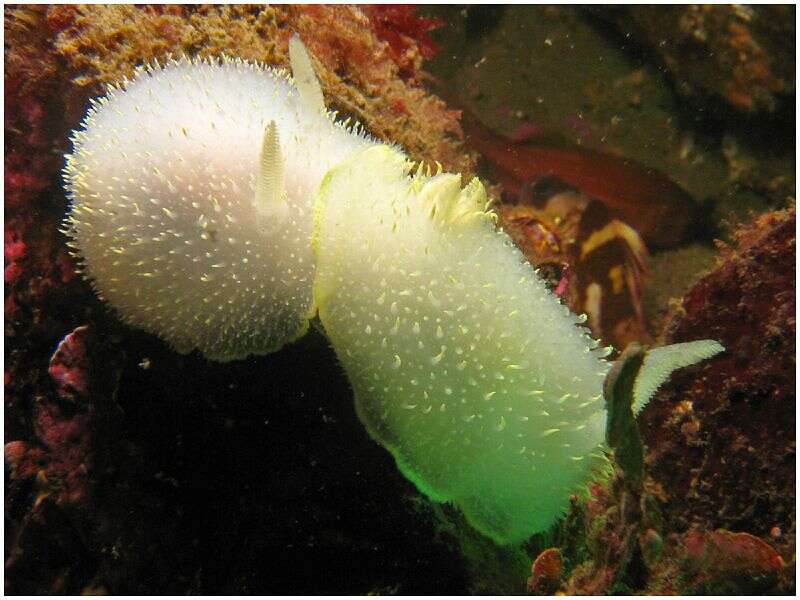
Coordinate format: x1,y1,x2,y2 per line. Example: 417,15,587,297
642,206,795,540
591,5,795,115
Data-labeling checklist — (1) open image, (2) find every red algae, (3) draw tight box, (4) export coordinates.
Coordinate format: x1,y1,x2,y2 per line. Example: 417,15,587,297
682,529,784,584
362,5,443,73
48,325,91,401
6,325,95,508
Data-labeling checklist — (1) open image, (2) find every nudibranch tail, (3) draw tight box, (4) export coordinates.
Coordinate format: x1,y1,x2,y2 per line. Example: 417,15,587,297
313,144,611,544
632,339,725,414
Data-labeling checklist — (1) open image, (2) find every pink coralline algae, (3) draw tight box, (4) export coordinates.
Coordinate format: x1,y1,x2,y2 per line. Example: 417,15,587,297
4,99,61,210
4,218,28,317
4,7,81,320
48,324,91,401
527,547,563,595
6,326,94,507
29,404,92,506
5,222,27,285
641,205,795,538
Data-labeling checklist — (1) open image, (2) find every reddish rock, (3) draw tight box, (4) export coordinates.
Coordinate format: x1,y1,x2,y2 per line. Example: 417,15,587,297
641,206,795,539
31,403,92,506
527,547,562,594
679,529,784,593
48,325,90,402
7,326,95,508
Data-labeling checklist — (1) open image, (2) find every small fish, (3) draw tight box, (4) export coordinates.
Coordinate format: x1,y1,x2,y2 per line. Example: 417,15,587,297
455,102,701,250
499,181,652,351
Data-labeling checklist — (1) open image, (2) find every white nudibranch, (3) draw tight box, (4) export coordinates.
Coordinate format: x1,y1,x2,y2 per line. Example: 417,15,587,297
313,145,614,543
63,38,374,361
63,36,723,545
312,148,722,543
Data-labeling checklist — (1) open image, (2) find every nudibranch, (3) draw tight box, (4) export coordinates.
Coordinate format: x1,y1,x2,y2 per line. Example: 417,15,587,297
312,145,722,543
63,37,373,361
313,145,612,542
64,36,723,545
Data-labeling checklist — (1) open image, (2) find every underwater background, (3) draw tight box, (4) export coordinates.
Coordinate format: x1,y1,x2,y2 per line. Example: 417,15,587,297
4,5,795,594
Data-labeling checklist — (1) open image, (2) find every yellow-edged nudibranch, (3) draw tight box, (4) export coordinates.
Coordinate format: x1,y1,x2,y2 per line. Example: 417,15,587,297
63,35,723,544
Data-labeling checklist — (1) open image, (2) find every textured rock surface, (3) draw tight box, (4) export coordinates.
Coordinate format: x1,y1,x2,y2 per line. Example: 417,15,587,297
641,206,795,538
592,5,795,115
543,208,795,595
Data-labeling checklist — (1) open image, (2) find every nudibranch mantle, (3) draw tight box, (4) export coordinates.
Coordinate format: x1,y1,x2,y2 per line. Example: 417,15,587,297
63,43,373,361
313,144,613,543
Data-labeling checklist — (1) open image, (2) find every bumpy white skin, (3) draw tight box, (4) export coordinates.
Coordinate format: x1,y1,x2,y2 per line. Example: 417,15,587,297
64,56,371,361
314,145,612,544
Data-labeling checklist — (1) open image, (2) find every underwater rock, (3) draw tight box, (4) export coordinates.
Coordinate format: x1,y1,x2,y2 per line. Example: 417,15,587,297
4,7,68,210
4,7,82,323
677,528,784,594
49,4,474,176
527,547,562,594
559,477,790,594
6,328,101,591
592,5,794,114
641,205,795,540
4,492,95,595
7,326,101,511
